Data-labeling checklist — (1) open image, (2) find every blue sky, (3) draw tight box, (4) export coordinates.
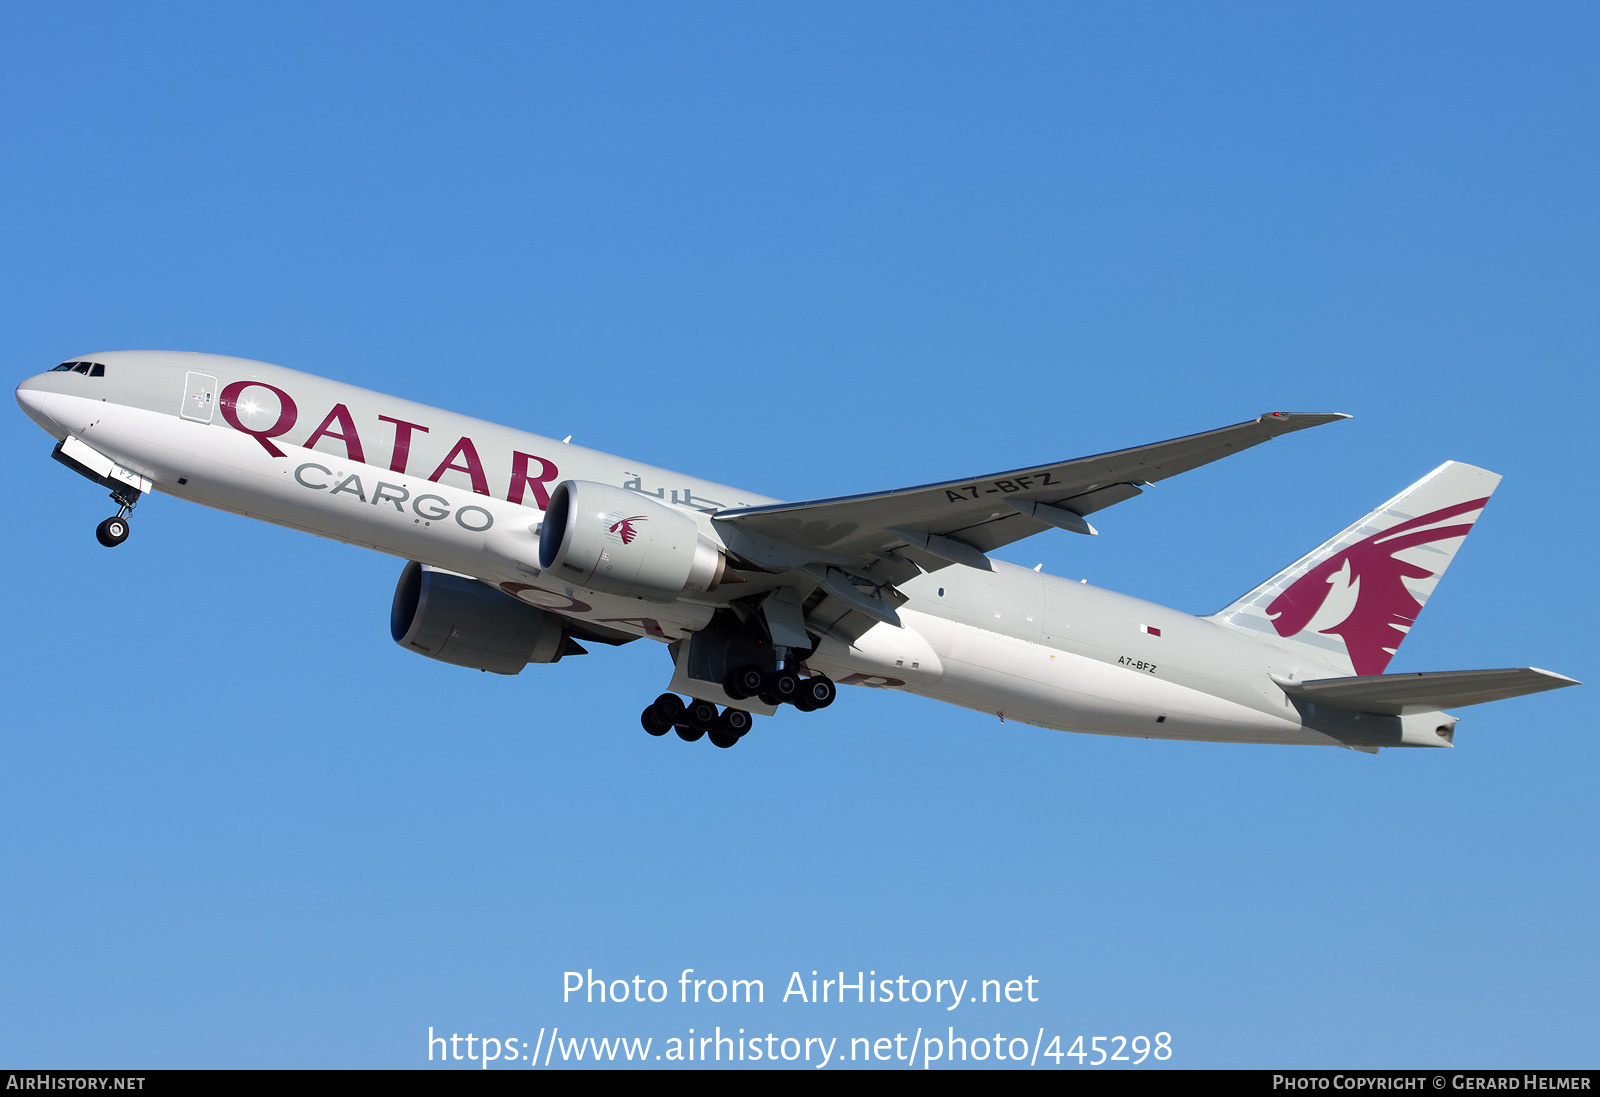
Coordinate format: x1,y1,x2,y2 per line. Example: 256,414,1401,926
3,3,1595,1069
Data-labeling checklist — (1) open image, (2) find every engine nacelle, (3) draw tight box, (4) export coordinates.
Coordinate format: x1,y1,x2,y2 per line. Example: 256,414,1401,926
537,480,727,600
390,561,578,674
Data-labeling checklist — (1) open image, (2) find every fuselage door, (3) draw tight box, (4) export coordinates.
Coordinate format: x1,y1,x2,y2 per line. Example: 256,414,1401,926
1042,581,1087,645
181,372,218,423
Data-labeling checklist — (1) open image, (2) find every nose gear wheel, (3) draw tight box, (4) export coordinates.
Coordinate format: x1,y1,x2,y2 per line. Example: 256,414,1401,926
95,488,140,547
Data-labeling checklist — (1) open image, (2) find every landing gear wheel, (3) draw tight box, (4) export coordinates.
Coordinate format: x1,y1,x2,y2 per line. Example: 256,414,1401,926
675,723,705,743
724,665,766,701
95,517,129,547
708,727,740,749
801,676,837,709
718,708,753,738
650,693,685,724
762,670,800,705
641,707,671,736
687,699,720,728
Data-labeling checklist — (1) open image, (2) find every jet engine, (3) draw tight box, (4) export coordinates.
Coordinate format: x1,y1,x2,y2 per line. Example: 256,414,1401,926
390,561,581,674
537,480,728,600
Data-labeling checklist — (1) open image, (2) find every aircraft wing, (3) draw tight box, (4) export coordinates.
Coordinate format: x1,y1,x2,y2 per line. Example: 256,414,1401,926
711,411,1347,633
715,412,1347,572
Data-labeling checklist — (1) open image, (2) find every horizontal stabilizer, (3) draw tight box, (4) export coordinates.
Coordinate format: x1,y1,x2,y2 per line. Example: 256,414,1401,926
1275,667,1579,715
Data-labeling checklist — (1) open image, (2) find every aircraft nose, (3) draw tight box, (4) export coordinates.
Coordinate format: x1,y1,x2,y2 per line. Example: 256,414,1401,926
16,375,60,435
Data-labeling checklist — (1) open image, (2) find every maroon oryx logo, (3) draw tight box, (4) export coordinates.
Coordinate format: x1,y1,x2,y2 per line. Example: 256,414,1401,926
1266,497,1489,675
609,515,648,545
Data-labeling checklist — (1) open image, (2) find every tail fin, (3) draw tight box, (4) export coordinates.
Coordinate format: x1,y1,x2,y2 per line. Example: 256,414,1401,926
1209,462,1501,675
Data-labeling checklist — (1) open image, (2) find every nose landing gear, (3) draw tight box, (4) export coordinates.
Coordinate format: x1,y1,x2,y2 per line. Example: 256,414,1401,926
94,489,139,548
95,516,129,547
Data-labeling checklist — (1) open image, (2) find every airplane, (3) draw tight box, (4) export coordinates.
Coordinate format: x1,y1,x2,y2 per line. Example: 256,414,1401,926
15,350,1577,752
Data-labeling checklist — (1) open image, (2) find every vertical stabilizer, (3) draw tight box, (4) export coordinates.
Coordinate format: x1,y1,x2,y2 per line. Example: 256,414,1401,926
1209,462,1500,675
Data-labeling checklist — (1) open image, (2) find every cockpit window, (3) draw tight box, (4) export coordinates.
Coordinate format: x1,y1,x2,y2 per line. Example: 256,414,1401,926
91,363,104,377
72,363,90,374
51,361,106,376
51,362,77,371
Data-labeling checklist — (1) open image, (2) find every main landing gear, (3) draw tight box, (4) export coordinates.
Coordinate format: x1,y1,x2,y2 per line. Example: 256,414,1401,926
94,489,138,548
641,693,754,749
639,668,836,749
722,664,837,712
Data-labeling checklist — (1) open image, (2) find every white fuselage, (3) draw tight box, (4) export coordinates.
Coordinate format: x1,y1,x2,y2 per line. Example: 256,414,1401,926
17,351,1437,749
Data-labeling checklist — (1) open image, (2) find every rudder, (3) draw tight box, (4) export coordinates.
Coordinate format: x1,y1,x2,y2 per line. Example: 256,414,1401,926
1209,462,1501,675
